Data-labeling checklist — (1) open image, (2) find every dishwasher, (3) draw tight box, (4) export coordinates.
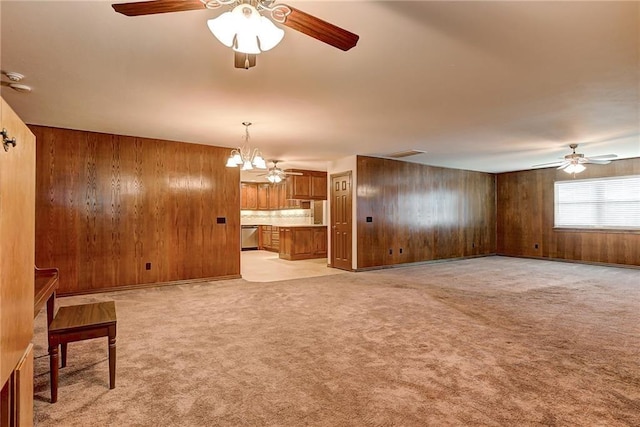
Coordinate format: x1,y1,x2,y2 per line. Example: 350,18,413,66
241,225,259,250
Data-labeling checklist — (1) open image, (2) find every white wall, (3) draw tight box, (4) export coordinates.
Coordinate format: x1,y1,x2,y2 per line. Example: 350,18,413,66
327,155,358,270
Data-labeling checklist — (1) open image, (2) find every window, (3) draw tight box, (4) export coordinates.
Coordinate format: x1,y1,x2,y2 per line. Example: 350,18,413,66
554,175,640,230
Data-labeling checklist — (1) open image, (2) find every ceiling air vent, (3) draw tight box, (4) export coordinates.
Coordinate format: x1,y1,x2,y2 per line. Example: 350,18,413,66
386,149,426,158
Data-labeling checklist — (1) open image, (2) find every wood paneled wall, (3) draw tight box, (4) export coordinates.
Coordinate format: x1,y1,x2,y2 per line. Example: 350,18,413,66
31,125,240,295
497,157,640,266
356,156,496,269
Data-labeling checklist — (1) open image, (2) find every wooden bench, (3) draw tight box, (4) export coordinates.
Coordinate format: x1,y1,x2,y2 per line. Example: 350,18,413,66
48,301,117,403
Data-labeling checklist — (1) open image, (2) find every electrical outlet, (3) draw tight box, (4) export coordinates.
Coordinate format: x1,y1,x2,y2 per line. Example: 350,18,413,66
389,249,393,255
145,262,151,270
399,248,403,254
534,243,539,249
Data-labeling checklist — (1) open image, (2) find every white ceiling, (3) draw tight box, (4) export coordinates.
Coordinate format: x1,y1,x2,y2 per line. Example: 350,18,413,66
1,1,639,175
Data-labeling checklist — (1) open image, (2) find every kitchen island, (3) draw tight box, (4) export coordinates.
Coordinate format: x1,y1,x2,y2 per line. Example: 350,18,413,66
279,225,328,261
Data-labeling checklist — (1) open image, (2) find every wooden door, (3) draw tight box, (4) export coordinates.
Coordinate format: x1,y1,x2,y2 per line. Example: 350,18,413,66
0,98,35,388
330,172,352,270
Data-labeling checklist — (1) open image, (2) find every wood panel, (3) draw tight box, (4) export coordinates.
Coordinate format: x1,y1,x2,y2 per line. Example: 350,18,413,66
14,345,33,427
497,157,640,266
356,156,496,269
0,98,35,426
0,99,35,389
32,125,240,295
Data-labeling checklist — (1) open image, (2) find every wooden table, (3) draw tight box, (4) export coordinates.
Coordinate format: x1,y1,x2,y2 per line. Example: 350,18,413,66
34,266,59,325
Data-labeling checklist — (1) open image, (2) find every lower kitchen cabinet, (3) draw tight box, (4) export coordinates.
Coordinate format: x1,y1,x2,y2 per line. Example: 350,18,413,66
279,226,327,260
259,225,280,252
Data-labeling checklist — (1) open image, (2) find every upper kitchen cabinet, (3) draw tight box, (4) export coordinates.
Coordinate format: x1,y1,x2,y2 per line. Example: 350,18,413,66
257,183,270,210
240,183,258,210
285,170,327,200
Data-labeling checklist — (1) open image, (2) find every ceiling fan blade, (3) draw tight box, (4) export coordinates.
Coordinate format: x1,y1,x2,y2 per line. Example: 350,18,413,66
556,162,572,170
282,6,359,51
587,154,618,160
112,0,205,16
585,159,612,165
532,161,563,168
234,52,256,69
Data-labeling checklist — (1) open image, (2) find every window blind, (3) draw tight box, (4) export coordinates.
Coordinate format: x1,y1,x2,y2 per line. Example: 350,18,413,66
554,175,640,229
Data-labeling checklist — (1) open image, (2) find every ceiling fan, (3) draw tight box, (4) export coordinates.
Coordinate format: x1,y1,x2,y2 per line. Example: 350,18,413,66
251,160,302,183
532,143,617,174
111,0,359,69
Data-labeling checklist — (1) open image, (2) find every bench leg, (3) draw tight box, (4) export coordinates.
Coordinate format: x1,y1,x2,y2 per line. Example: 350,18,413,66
49,344,59,403
61,343,67,368
108,328,116,389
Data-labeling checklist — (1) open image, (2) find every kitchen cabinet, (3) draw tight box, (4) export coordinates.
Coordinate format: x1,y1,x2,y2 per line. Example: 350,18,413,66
257,183,270,210
260,225,272,249
285,170,327,200
241,182,305,210
259,225,280,252
240,183,258,210
1,97,35,427
279,226,328,260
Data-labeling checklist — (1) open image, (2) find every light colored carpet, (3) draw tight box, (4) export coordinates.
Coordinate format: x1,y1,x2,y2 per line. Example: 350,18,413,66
32,256,640,426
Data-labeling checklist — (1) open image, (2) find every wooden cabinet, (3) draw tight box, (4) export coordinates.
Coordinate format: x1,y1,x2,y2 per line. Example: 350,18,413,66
260,225,272,249
271,226,280,251
285,170,327,200
259,225,281,252
240,183,258,210
1,97,35,427
257,184,270,210
279,226,328,260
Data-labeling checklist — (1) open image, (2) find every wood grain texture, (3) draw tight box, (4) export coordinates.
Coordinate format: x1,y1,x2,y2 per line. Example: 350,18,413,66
279,226,327,260
32,125,240,295
112,0,205,16
356,156,496,269
497,157,640,266
0,98,35,389
330,172,352,270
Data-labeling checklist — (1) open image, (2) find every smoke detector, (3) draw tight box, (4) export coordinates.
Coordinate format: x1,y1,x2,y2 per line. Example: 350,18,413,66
5,72,24,82
9,83,32,93
2,71,32,93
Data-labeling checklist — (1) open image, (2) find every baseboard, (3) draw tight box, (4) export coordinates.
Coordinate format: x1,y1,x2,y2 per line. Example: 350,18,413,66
353,253,497,272
496,254,640,270
58,274,243,297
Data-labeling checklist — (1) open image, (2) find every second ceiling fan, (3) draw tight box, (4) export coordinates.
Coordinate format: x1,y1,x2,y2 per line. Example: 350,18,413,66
112,0,360,69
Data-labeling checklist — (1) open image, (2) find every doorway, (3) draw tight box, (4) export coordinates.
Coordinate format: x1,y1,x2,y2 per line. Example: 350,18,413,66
330,171,353,270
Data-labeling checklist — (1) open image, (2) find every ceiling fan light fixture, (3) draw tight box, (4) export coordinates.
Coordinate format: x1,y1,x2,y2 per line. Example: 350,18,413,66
208,4,284,55
564,163,586,174
257,16,284,51
226,155,238,168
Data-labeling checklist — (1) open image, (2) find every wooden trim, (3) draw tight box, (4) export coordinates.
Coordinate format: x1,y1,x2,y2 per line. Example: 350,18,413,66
354,254,496,272
57,275,242,297
496,254,640,271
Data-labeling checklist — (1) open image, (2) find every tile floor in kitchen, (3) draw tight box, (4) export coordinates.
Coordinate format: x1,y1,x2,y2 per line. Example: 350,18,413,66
240,250,346,282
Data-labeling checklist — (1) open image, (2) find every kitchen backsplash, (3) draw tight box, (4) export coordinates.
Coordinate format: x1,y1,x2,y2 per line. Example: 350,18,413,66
241,209,313,226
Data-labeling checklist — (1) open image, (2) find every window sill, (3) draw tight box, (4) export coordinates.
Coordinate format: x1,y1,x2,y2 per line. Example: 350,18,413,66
553,227,640,234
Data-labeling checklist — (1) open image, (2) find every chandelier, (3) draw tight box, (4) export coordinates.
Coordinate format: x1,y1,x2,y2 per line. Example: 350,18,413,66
206,0,289,55
225,122,267,171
